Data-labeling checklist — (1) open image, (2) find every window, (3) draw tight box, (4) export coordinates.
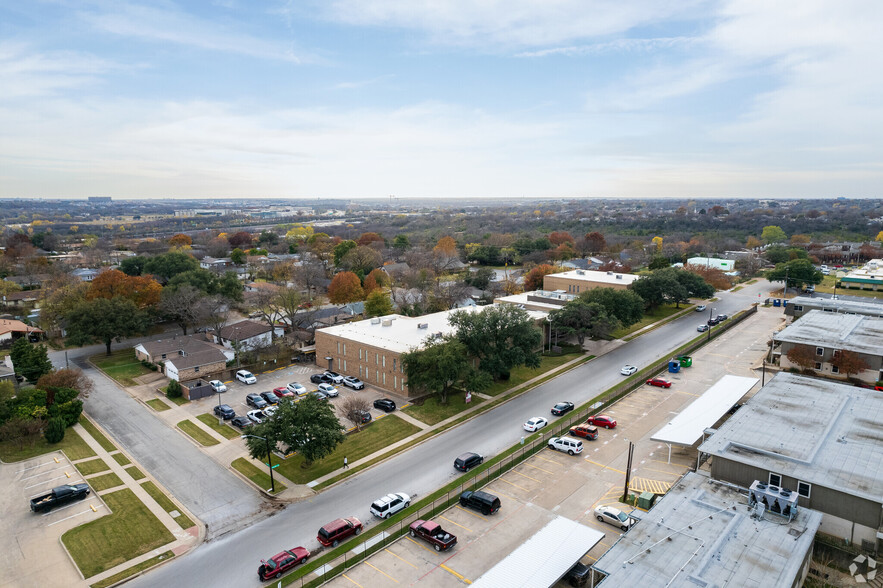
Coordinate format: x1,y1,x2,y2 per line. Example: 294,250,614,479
823,307,833,312
814,362,822,370
382,356,386,368
342,360,347,371
161,354,167,359
194,366,200,373
794,305,803,311
815,347,824,356
375,370,379,382
375,353,378,365
797,481,811,498
394,375,397,389
382,373,386,385
359,349,363,360
393,358,397,371
336,342,340,353
343,344,346,355
769,473,782,487
831,365,839,374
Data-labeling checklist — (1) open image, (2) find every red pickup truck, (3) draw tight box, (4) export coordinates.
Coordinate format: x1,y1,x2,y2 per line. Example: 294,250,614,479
409,519,457,552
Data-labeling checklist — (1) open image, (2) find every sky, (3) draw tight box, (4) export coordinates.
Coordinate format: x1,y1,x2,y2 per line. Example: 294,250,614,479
1,0,881,200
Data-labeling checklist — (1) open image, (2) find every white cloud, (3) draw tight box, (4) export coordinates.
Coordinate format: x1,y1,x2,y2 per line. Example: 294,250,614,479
0,42,121,98
517,37,694,58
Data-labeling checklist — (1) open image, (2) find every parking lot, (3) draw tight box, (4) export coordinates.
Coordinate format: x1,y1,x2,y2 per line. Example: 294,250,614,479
320,305,783,587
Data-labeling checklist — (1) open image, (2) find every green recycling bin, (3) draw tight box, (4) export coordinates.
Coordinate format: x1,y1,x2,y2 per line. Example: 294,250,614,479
676,355,692,367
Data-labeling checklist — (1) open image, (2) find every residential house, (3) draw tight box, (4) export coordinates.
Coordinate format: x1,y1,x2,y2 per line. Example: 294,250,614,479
685,256,736,271
71,268,100,282
0,319,43,346
2,289,43,308
199,257,232,271
134,335,232,382
213,320,283,351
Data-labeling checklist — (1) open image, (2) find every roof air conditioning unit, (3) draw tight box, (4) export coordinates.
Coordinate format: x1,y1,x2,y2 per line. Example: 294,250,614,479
381,319,392,327
575,270,584,275
370,318,381,325
417,323,428,329
616,274,623,279
748,480,798,517
607,271,613,275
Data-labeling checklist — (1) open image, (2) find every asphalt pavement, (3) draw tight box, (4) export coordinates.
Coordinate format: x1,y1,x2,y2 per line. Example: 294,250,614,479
131,279,773,588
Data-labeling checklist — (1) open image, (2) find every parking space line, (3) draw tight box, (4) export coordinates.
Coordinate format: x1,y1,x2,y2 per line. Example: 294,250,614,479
439,516,472,533
406,535,436,554
510,469,541,483
26,474,75,489
440,564,472,584
533,454,562,466
484,488,517,502
454,505,489,521
47,505,104,526
19,460,61,472
384,548,417,568
21,465,68,480
365,561,398,583
522,462,555,475
583,459,626,474
341,573,364,587
495,477,530,492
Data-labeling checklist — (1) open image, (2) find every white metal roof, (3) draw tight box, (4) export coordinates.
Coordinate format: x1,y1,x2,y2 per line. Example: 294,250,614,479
773,309,883,355
650,375,758,446
547,269,640,285
471,516,604,588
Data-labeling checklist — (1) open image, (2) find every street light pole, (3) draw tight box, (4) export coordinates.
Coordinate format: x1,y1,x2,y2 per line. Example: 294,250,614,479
240,434,276,493
707,306,715,341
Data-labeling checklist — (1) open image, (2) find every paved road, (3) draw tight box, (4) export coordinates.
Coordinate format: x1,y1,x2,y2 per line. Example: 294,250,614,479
133,280,773,587
49,338,268,539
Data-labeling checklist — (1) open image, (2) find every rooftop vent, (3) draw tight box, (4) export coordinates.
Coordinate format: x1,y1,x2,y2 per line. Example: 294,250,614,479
417,323,428,329
575,270,584,275
381,319,392,327
370,318,381,325
607,271,613,275
616,274,623,280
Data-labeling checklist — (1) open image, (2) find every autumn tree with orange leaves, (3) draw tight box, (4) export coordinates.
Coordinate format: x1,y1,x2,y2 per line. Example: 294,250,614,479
523,264,559,291
86,269,162,308
363,268,389,295
548,231,575,246
328,271,365,303
168,234,192,248
683,263,732,291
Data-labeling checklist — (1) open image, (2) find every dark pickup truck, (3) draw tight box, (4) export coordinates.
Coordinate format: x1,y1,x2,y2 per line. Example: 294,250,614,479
409,520,457,552
30,484,90,513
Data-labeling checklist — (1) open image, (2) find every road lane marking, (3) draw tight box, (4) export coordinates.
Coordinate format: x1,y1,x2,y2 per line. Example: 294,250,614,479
439,516,472,532
440,564,472,584
341,573,364,587
384,549,417,568
365,561,398,583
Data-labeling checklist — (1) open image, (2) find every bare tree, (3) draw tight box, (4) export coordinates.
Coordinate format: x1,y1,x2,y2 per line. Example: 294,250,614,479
339,396,372,431
160,285,205,335
273,287,303,332
292,260,326,301
201,294,232,337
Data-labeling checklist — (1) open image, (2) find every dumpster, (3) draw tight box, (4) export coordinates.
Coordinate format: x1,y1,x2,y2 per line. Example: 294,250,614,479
637,491,657,510
773,299,781,307
675,355,692,367
668,360,681,373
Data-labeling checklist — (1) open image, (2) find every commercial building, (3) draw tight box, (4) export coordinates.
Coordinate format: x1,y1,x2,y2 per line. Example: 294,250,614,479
494,289,576,312
686,256,736,271
785,295,883,319
593,472,822,588
840,258,883,292
699,372,883,549
542,269,640,294
772,310,883,384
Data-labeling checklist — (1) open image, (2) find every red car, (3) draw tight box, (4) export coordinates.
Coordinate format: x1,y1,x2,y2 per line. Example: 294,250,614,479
409,519,457,552
586,415,617,429
258,547,310,580
646,377,672,388
569,424,599,440
317,517,362,547
273,386,295,398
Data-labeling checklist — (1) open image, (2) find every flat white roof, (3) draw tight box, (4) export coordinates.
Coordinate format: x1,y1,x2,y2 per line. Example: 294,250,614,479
494,290,574,311
774,309,883,355
472,516,604,588
547,269,640,285
651,375,758,446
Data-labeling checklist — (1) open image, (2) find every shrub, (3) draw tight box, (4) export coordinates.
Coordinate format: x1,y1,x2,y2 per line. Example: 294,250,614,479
45,417,66,444
56,400,84,427
166,380,183,399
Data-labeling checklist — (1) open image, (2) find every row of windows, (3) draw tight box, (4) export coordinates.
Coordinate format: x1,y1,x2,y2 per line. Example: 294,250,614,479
335,342,404,373
333,358,406,391
768,473,811,499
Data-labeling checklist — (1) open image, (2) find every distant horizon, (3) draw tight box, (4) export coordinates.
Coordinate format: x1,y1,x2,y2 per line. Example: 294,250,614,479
0,195,876,203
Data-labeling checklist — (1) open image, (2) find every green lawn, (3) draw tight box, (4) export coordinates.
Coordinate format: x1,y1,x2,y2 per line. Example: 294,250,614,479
611,303,686,339
89,472,124,492
125,465,146,481
159,387,189,405
0,427,96,462
90,551,174,588
273,414,420,484
61,488,175,579
78,416,117,452
196,413,241,440
112,453,131,466
403,392,485,425
176,420,220,447
76,458,111,476
141,481,195,530
231,457,287,494
483,350,585,396
145,398,171,412
90,349,154,387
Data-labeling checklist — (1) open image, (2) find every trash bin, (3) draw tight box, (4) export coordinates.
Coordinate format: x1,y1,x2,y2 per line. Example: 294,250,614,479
637,491,656,510
668,360,681,373
676,355,692,367
773,299,781,307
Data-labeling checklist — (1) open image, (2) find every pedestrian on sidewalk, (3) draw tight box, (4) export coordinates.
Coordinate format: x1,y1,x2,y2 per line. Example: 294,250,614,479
343,457,348,469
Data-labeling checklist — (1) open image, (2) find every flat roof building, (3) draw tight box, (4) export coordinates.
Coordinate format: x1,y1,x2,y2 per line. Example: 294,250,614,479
840,258,883,291
494,289,576,312
699,372,883,549
687,256,736,271
542,269,640,294
785,295,883,319
593,471,822,588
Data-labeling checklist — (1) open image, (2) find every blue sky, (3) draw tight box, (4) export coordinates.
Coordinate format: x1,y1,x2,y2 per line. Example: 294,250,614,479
1,0,880,199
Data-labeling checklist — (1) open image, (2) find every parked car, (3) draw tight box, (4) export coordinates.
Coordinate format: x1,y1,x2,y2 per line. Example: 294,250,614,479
548,436,583,455
551,401,575,416
646,377,672,388
716,313,728,321
247,410,266,424
236,370,257,384
246,393,268,409
370,492,411,519
697,324,709,332
310,390,328,401
317,383,339,397
287,382,308,396
273,386,294,398
342,376,365,390
30,484,90,513
409,520,457,552
373,398,396,412
459,490,500,515
620,365,638,376
594,505,635,531
317,517,362,548
258,547,310,581
352,409,372,424
695,304,707,312
310,373,333,384
707,317,720,326
209,380,227,393
453,452,483,472
586,415,617,429
569,424,598,440
231,415,251,429
523,417,548,432
323,371,344,384
264,405,278,418
566,562,591,587
260,391,280,405
213,404,236,419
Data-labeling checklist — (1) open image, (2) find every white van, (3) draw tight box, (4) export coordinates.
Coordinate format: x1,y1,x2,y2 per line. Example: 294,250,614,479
548,436,583,455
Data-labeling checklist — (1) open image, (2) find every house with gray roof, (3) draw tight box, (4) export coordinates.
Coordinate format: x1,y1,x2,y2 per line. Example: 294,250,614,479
213,320,283,350
134,335,232,381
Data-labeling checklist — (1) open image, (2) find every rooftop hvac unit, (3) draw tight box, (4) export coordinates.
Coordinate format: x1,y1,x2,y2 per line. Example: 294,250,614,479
575,270,584,275
417,323,428,329
381,319,392,327
370,318,381,325
616,274,623,279
748,480,798,518
607,271,613,275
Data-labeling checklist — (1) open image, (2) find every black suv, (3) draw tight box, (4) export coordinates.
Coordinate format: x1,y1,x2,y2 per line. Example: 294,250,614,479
213,404,236,419
246,393,268,409
310,373,332,384
353,410,372,424
453,452,483,472
458,490,500,515
373,398,396,413
260,391,280,405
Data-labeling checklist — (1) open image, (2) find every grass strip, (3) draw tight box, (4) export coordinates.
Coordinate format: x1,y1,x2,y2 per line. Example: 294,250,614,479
623,305,695,342
231,457,288,494
141,481,195,530
89,472,125,492
403,393,485,425
0,427,96,462
196,413,241,440
76,457,111,476
78,417,117,453
274,415,419,485
112,453,131,466
176,420,220,447
612,303,687,339
90,551,174,588
125,465,146,481
89,349,154,387
483,351,585,396
731,285,744,292
145,399,171,412
62,489,175,579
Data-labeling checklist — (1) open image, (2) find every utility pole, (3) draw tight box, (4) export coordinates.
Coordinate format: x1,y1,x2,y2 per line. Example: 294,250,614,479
622,440,635,501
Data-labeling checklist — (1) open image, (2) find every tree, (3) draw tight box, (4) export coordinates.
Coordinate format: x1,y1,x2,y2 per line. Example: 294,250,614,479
258,230,279,246
362,268,389,294
684,263,732,291
44,417,66,444
333,240,357,267
328,272,364,304
10,338,53,384
550,300,620,346
119,256,147,276
549,242,576,261
169,234,192,248
341,246,383,276
765,259,823,290
761,225,787,244
651,236,663,253
307,233,336,269
786,344,816,371
247,395,344,467
37,368,94,398
392,235,410,252
584,232,607,254
87,269,162,308
790,234,811,245
357,232,384,247
648,255,670,270
876,231,883,244
831,350,870,378
449,305,542,380
631,272,686,309
579,288,645,327
292,260,325,301
66,297,150,355
227,231,254,249
746,236,762,249
143,251,199,282
0,279,22,298
166,379,183,399
285,225,314,242
339,396,372,431
402,338,490,404
364,290,393,317
434,236,458,257
465,267,494,290
230,248,245,265
523,264,558,291
271,287,303,331
549,231,574,246
159,285,205,335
